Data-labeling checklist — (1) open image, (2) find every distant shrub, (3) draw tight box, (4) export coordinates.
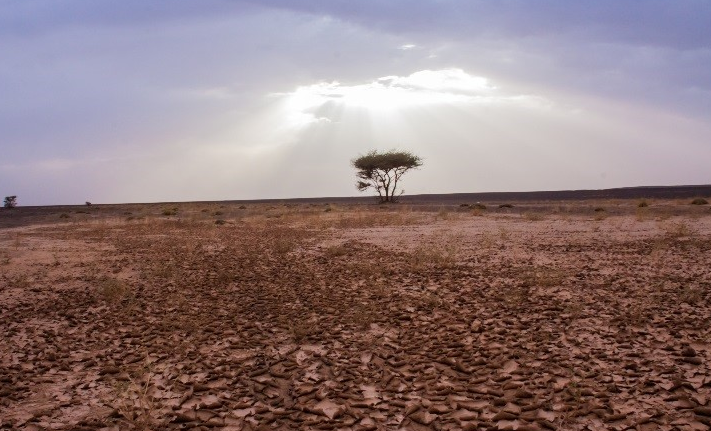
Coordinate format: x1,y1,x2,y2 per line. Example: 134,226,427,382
59,213,70,219
594,207,606,212
85,201,92,206
691,198,708,205
215,219,227,225
472,203,487,210
162,208,178,216
638,200,649,208
3,196,17,209
238,205,247,209
523,212,544,221
498,203,513,208
459,203,470,207
213,211,224,216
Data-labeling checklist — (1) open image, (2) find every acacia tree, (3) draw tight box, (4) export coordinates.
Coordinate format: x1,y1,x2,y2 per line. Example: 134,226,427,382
352,150,422,203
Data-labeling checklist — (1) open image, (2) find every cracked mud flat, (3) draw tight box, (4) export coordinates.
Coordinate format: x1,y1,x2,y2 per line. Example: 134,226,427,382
1,203,710,430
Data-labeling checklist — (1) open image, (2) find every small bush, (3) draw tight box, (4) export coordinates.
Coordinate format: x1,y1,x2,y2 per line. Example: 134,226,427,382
523,212,544,221
498,203,513,208
459,203,470,208
472,203,487,210
691,198,708,205
59,213,70,219
214,219,227,225
3,196,17,209
324,244,349,258
638,200,649,208
238,205,247,209
161,208,178,216
594,207,605,212
98,277,131,303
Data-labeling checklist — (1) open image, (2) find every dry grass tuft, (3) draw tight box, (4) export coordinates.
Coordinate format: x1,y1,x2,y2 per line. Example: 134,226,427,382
98,277,132,304
406,236,458,270
662,221,695,239
523,212,545,221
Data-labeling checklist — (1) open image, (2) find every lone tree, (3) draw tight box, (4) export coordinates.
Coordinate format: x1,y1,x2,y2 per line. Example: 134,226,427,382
3,196,17,209
352,150,422,203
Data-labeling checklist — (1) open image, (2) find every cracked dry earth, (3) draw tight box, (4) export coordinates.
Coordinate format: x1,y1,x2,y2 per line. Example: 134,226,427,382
1,210,711,431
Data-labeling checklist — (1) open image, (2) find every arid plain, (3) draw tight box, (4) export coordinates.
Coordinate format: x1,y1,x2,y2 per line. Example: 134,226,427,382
1,199,710,430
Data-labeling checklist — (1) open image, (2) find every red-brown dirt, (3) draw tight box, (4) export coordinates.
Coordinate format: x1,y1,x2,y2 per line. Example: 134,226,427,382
1,201,710,430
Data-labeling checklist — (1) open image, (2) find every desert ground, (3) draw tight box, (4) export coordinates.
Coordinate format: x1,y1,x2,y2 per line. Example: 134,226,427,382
1,198,710,430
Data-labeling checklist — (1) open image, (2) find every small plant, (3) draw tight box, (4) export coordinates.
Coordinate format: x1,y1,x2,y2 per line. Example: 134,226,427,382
523,212,544,221
498,203,513,208
593,207,605,212
161,208,178,216
638,199,649,208
98,277,131,303
664,221,694,238
594,212,607,221
3,195,17,209
59,213,70,219
472,202,486,210
214,219,227,225
324,243,349,258
635,206,649,222
436,208,450,220
691,198,708,205
407,237,458,270
112,366,165,429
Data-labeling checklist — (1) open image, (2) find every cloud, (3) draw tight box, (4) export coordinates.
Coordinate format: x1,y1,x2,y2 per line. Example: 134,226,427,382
252,0,711,50
249,0,711,119
277,69,550,127
1,2,709,205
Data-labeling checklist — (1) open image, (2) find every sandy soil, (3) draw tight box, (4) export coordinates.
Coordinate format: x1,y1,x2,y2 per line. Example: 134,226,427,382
1,201,710,430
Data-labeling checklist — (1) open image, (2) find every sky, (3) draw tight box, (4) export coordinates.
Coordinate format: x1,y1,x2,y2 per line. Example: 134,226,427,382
1,1,710,205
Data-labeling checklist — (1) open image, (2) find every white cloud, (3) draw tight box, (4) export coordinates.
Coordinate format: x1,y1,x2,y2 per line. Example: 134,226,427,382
277,69,549,126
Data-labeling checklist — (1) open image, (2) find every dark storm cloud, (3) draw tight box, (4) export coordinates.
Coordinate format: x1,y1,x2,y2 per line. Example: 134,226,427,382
251,0,711,50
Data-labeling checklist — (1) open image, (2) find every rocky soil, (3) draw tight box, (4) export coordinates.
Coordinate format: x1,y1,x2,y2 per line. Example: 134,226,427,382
1,203,710,430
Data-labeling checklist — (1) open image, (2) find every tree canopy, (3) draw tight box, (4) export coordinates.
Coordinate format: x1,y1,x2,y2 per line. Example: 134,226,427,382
352,150,422,203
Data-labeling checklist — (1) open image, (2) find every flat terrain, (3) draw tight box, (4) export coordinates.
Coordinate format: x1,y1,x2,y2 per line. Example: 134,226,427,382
1,199,710,430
